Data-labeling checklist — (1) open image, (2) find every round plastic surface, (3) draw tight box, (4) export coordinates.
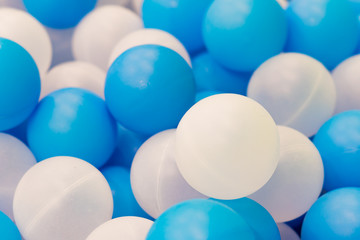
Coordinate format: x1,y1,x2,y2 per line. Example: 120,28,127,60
203,0,287,72
277,224,300,240
86,217,153,240
301,188,360,240
0,8,52,74
0,211,21,240
27,88,117,168
286,0,359,70
23,0,96,29
97,0,131,7
41,61,106,99
313,110,360,191
247,53,336,137
0,0,24,9
175,94,280,199
146,199,256,240
101,166,150,219
131,0,143,15
195,91,222,103
105,45,195,135
131,129,206,218
108,28,191,67
249,126,324,222
331,55,360,114
276,0,289,9
215,198,280,240
0,38,41,131
13,156,113,240
72,5,143,70
0,133,36,220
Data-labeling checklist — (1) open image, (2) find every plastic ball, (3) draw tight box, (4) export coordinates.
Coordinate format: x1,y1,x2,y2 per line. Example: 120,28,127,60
277,224,300,240
97,0,131,7
286,0,359,70
301,187,360,240
192,52,251,95
249,126,324,222
13,156,113,240
131,129,206,218
0,8,52,74
86,217,153,240
247,53,336,137
46,27,75,67
146,199,256,240
0,133,36,220
72,5,143,70
331,55,360,114
0,38,41,131
215,198,280,240
0,211,21,240
108,28,191,67
105,45,195,135
276,0,289,9
41,61,106,99
142,0,213,53
27,88,117,168
131,0,143,15
0,0,24,9
195,91,222,103
101,166,150,219
176,94,279,199
313,110,360,191
203,0,287,72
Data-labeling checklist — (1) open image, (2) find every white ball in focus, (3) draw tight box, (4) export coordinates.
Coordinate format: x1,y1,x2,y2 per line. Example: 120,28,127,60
277,223,300,240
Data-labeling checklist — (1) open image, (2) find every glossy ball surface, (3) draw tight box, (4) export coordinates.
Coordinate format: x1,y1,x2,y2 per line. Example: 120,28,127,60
0,211,21,240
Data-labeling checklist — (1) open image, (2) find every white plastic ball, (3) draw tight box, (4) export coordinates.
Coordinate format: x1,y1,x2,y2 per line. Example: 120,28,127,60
332,54,360,114
97,0,131,8
247,53,336,137
72,5,143,70
277,223,300,240
86,217,153,240
249,126,324,223
41,61,106,99
0,0,24,9
131,129,206,218
0,133,36,220
176,94,280,200
131,0,143,15
13,156,113,240
108,28,191,67
0,8,52,75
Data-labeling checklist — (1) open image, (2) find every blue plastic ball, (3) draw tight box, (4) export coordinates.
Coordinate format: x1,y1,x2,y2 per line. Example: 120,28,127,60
0,38,40,131
105,45,195,136
27,88,117,168
22,0,97,29
192,52,251,95
195,91,221,103
302,187,360,239
215,198,280,240
286,0,359,69
146,199,256,240
0,211,21,240
203,0,287,72
313,110,360,191
142,0,213,53
101,166,151,219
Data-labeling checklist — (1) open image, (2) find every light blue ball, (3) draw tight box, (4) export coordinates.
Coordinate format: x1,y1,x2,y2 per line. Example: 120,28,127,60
146,199,256,240
286,0,359,69
313,110,360,191
348,0,360,52
302,188,360,239
203,0,287,72
0,211,21,240
101,166,151,219
0,38,40,132
27,88,117,168
142,0,214,53
22,0,97,29
105,45,195,136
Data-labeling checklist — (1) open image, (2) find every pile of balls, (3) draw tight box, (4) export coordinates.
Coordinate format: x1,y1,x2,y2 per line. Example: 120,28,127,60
1,0,360,239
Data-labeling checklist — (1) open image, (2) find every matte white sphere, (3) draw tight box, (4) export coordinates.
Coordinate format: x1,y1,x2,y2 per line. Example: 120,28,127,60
72,5,143,70
247,53,336,137
332,55,360,114
131,129,206,218
47,27,75,67
176,94,280,200
249,126,324,223
97,0,131,8
86,217,153,240
108,29,191,67
0,133,36,220
41,61,106,99
277,223,300,240
0,8,52,74
13,156,113,240
131,0,143,15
